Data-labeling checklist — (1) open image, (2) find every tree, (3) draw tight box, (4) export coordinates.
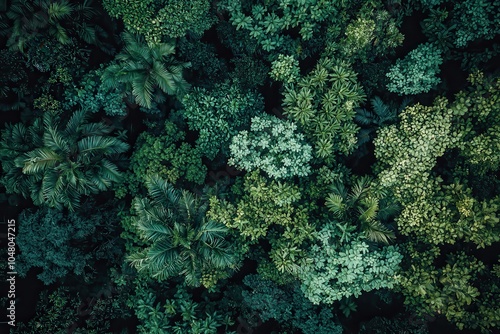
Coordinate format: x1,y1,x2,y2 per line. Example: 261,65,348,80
181,81,264,160
101,32,190,109
229,114,313,179
0,0,101,53
282,57,366,160
115,120,207,198
0,110,129,211
299,223,403,304
16,201,123,285
325,175,398,244
386,43,443,95
128,176,238,288
102,0,214,43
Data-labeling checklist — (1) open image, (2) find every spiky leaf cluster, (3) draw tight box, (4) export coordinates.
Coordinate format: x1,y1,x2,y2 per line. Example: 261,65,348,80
282,57,366,159
0,110,129,211
128,176,238,287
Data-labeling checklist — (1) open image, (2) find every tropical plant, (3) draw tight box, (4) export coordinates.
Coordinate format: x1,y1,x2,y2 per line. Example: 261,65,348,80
101,32,190,109
181,81,264,160
0,110,129,211
282,57,366,160
1,0,101,53
116,120,206,198
16,201,123,284
386,42,443,95
103,0,214,43
325,175,398,244
127,176,239,288
229,114,313,179
299,223,403,304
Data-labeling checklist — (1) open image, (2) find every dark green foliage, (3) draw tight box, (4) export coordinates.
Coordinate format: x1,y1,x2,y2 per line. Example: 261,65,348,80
325,175,398,244
128,176,239,288
16,202,122,284
102,0,214,43
178,38,228,83
64,67,127,116
102,32,190,109
0,110,129,210
181,81,264,160
242,275,343,334
0,0,98,53
116,120,206,197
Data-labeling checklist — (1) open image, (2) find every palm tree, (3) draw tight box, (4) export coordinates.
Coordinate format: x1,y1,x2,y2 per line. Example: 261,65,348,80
128,176,238,287
0,110,129,211
101,32,190,109
1,0,98,53
325,176,398,244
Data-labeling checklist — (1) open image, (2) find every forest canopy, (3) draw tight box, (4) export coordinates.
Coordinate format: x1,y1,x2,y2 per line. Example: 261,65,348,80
0,0,499,333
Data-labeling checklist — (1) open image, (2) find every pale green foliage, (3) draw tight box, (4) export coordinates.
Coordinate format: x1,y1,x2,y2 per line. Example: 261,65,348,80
103,0,214,43
181,82,264,160
299,223,402,304
270,54,300,84
229,114,312,179
0,110,129,211
386,43,443,95
128,176,238,288
282,57,365,159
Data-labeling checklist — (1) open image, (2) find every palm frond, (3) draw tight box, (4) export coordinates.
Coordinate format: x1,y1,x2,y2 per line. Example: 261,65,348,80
22,148,61,174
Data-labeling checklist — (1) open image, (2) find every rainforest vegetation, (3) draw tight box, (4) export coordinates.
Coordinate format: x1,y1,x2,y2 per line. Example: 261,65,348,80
0,0,499,333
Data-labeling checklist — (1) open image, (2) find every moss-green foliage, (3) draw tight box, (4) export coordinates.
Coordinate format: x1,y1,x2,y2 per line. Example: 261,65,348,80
375,73,500,246
181,81,264,160
386,43,443,95
329,4,404,63
208,171,314,276
299,223,402,304
64,67,127,116
0,110,129,211
398,243,500,333
229,114,313,179
242,275,343,334
282,57,366,160
116,120,206,197
17,202,122,285
102,0,214,43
